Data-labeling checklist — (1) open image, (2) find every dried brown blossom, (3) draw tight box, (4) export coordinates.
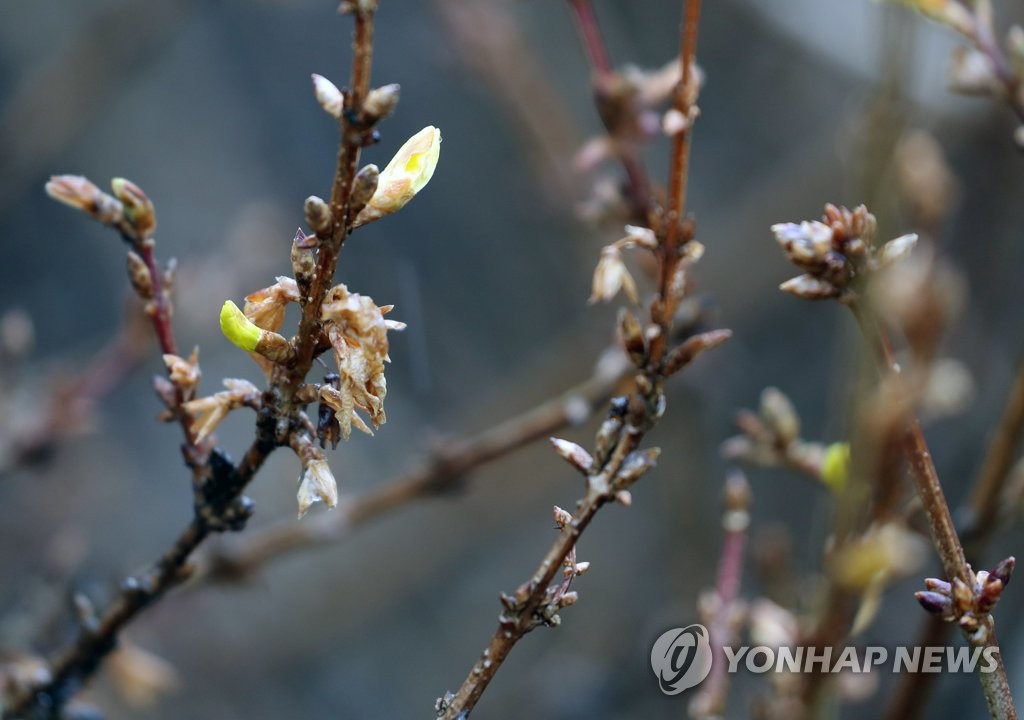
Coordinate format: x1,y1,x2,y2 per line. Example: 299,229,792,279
162,349,201,400
589,245,638,304
244,276,301,333
297,458,339,519
181,378,261,443
318,284,405,438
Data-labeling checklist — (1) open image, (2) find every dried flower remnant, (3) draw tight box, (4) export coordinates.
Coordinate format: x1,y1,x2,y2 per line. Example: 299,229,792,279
106,641,180,709
319,284,405,438
588,224,661,304
181,379,261,443
244,276,301,333
352,125,442,227
296,459,339,519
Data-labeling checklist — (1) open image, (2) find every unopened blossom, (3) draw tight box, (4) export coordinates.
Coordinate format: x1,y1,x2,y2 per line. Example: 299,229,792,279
353,126,442,227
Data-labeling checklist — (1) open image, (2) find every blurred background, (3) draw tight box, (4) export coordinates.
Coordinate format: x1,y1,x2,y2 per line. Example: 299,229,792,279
2,0,1024,718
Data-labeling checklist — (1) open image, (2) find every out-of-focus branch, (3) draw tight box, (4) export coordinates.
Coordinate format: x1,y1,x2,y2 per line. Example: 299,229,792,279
0,302,150,477
690,471,750,719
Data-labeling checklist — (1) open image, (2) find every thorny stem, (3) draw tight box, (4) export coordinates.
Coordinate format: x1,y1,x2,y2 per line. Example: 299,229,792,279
200,349,632,582
849,300,1017,720
3,7,381,718
438,3,708,716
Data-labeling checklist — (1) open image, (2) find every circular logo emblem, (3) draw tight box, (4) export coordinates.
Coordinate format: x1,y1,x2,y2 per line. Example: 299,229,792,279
650,624,713,695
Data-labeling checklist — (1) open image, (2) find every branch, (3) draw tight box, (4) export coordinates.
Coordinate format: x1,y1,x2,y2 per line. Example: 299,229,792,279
5,4,383,716
197,348,632,582
435,3,715,715
884,349,1024,720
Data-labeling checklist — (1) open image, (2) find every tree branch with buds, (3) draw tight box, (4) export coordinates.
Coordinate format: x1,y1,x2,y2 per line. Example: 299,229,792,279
434,1,728,716
2,2,448,716
772,204,1017,720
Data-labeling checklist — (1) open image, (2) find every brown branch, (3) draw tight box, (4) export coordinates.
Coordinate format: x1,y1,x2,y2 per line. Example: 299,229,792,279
1,303,149,476
566,0,650,219
849,299,1017,720
884,349,1024,720
4,5,383,716
198,348,632,582
435,3,713,716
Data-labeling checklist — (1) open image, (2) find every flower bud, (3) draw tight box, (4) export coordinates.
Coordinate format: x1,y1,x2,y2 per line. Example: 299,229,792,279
46,174,123,225
821,442,851,494
362,83,400,122
352,126,441,227
550,437,594,474
111,178,156,238
290,228,317,285
311,73,344,119
661,329,732,376
304,196,332,235
349,164,380,218
126,251,153,300
220,300,295,363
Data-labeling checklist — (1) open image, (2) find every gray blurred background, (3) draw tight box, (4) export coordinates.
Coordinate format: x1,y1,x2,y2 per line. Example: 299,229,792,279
2,0,1024,718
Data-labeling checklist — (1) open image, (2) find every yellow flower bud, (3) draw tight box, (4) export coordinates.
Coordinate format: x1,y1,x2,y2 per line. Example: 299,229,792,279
353,125,441,227
821,442,851,494
220,300,261,352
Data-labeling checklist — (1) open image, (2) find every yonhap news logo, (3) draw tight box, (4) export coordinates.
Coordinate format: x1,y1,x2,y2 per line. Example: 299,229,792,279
650,623,1003,696
650,624,714,694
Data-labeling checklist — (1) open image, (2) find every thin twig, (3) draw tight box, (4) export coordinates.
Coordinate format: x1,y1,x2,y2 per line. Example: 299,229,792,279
436,2,711,716
884,349,1024,720
565,0,650,219
849,299,1017,720
198,349,632,581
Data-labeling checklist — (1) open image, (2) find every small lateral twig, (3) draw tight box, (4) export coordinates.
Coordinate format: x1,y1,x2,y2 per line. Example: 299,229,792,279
565,0,650,218
198,349,633,582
